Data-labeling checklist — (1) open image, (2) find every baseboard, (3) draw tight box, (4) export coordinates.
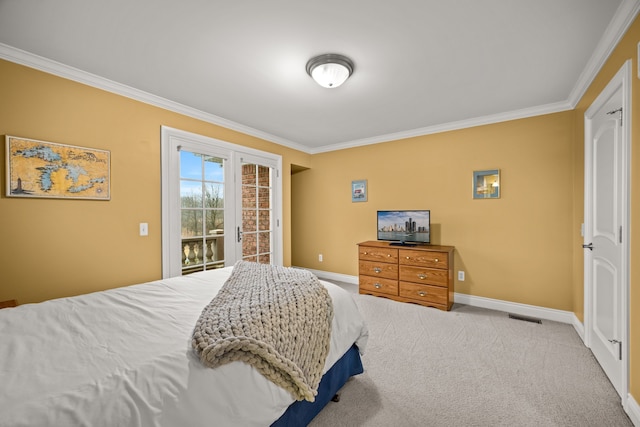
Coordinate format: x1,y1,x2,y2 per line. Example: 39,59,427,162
303,268,579,326
572,314,585,342
626,393,640,426
303,268,359,285
453,292,575,324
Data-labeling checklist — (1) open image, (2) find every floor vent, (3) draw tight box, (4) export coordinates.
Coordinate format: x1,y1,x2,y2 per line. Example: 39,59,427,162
508,313,542,324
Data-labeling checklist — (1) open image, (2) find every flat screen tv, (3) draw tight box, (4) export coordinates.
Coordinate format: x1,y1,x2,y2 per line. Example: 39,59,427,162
377,210,430,246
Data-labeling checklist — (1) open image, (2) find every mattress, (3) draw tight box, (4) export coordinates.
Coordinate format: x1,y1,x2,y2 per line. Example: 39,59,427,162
0,267,368,427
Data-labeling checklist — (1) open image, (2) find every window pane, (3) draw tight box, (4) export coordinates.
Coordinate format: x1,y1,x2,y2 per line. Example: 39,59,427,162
204,156,224,182
258,209,270,231
180,151,202,180
258,166,270,186
242,233,257,258
258,253,271,264
182,239,204,267
258,231,271,255
181,210,203,237
204,236,224,263
242,164,256,184
243,187,256,209
181,180,202,208
243,209,257,232
204,183,224,208
258,186,270,209
206,210,224,235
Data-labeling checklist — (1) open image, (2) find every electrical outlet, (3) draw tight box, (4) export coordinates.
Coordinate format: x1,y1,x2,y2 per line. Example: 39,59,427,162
318,254,323,262
139,222,148,236
458,271,465,281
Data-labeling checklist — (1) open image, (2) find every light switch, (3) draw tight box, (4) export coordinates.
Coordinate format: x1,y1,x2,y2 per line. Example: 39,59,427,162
139,222,149,236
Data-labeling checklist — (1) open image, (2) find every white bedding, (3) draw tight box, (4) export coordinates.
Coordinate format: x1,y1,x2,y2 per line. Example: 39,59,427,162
0,267,368,427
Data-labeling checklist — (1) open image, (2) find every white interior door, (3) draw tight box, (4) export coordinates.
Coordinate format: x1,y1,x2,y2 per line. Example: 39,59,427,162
583,61,630,400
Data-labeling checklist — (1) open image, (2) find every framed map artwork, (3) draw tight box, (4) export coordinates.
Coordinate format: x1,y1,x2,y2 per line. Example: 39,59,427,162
5,136,110,200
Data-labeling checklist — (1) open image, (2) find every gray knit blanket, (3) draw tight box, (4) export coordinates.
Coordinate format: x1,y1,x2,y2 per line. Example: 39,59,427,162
191,261,334,402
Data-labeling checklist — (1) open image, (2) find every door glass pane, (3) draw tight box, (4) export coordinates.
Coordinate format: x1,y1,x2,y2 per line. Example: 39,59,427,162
258,209,270,231
205,183,224,208
258,165,270,186
204,156,224,181
242,187,256,209
241,162,273,264
243,233,257,260
181,181,202,208
206,210,224,235
180,150,225,274
180,151,203,180
242,209,257,232
259,253,271,264
181,210,202,237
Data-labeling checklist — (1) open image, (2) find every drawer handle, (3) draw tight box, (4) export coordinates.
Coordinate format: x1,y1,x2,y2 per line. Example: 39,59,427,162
418,291,427,297
434,258,439,262
373,267,382,273
406,256,410,259
418,274,427,279
374,283,382,289
387,254,391,257
363,251,368,255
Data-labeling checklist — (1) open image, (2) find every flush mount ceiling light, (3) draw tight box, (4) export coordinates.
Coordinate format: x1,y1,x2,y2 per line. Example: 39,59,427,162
306,54,354,88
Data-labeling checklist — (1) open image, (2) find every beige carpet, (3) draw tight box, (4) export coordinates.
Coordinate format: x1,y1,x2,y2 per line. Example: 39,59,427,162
311,284,632,427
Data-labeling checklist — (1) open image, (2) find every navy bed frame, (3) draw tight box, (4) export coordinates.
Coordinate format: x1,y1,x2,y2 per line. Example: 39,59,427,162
271,344,363,426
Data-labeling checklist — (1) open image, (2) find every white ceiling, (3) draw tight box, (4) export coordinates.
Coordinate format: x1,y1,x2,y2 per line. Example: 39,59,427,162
0,1,636,153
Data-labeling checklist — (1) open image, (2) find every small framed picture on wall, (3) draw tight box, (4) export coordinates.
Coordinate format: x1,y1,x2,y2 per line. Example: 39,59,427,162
351,179,367,202
473,169,500,199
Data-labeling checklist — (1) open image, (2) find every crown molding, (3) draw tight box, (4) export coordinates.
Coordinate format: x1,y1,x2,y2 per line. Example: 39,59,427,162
0,43,310,154
567,0,640,107
310,100,572,154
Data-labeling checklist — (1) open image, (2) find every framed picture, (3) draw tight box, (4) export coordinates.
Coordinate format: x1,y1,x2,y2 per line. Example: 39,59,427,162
473,169,500,199
351,179,367,202
6,135,111,200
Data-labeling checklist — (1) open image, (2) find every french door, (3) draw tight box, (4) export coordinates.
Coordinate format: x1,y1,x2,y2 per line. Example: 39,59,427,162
161,127,282,278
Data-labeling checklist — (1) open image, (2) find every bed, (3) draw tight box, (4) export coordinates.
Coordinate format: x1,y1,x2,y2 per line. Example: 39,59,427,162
0,264,368,427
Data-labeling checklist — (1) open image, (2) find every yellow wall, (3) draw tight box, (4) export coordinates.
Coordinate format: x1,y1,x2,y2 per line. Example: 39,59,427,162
571,13,640,406
0,59,311,304
292,112,575,310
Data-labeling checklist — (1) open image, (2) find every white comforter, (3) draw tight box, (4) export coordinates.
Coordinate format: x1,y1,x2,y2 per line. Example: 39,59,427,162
0,267,368,427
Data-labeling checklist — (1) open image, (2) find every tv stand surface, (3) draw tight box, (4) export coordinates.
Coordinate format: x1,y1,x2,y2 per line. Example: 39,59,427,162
389,242,417,247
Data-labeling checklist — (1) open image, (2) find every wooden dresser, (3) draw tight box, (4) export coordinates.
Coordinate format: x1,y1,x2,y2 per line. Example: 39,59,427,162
0,299,17,309
358,240,455,311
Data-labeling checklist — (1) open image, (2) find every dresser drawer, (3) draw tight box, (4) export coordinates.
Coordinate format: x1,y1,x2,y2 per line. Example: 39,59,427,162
399,265,448,286
399,282,448,305
399,249,448,269
359,246,398,263
359,275,398,296
359,260,398,280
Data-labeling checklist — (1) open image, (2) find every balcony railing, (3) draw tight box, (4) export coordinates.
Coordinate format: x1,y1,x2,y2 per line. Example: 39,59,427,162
182,234,224,274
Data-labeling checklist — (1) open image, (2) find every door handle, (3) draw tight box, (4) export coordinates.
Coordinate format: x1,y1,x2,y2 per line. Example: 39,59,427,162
609,339,622,360
237,227,243,242
582,243,593,251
